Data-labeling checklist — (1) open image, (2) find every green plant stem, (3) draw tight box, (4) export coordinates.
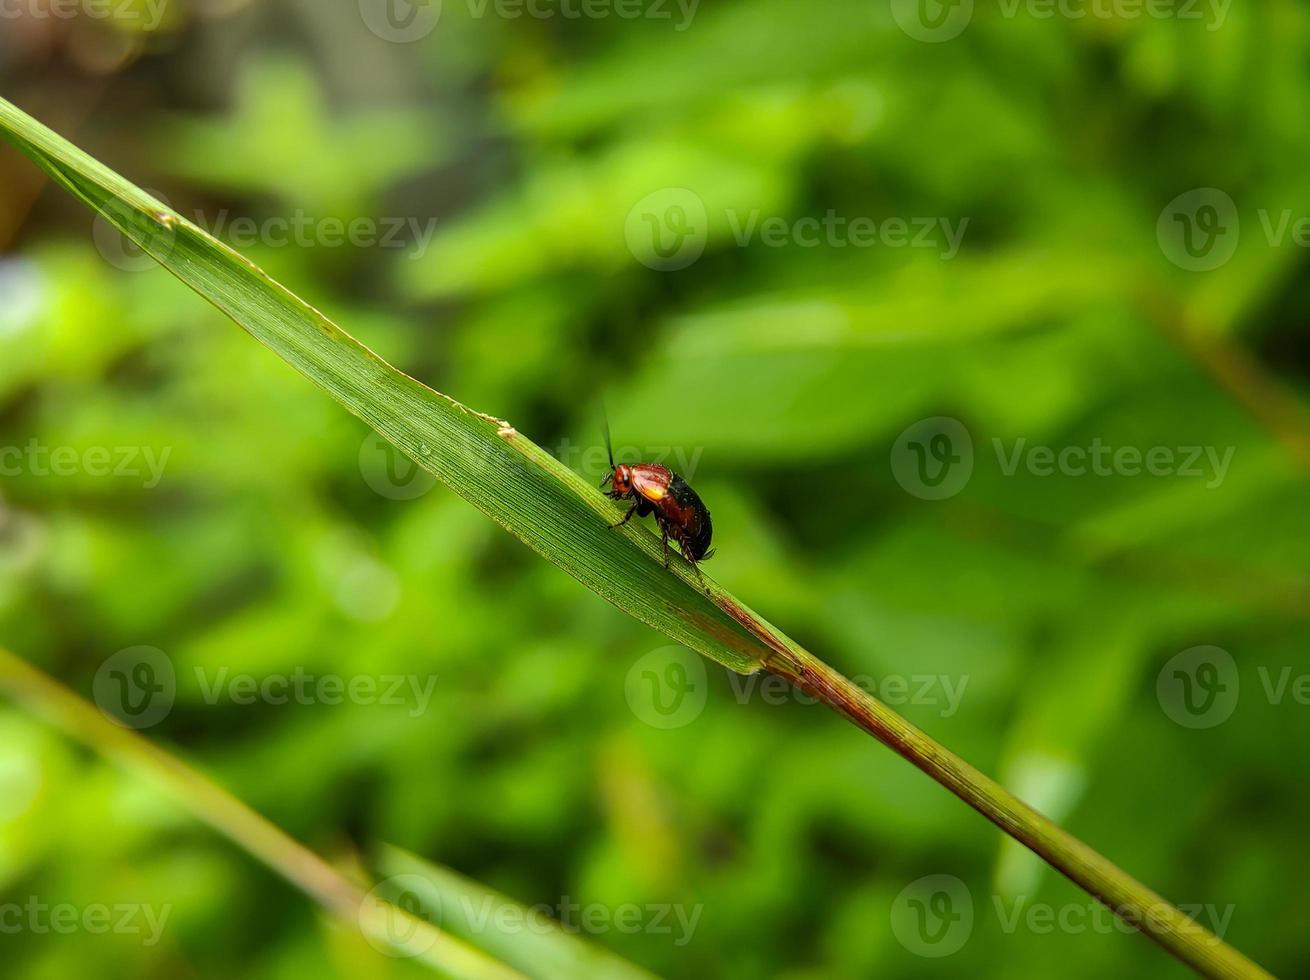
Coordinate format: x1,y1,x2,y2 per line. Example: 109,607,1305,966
0,646,526,980
691,563,1274,980
761,642,1269,979
692,577,1274,979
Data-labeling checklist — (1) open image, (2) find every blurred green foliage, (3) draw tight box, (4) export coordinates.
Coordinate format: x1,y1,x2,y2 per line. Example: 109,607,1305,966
1,1,1308,978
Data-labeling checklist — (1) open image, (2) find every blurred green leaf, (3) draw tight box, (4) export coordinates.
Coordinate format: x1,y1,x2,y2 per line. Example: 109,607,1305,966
379,846,659,980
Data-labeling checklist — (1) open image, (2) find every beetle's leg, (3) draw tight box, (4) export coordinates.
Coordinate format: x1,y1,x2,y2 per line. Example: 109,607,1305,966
684,546,705,583
661,525,670,569
674,533,705,583
608,503,638,530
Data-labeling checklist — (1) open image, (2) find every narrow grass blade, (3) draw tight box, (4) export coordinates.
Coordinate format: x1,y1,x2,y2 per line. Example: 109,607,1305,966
0,98,765,676
0,646,525,980
379,846,660,980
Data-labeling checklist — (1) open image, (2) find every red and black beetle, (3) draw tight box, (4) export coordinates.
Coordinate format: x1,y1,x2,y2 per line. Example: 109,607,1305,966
600,422,714,576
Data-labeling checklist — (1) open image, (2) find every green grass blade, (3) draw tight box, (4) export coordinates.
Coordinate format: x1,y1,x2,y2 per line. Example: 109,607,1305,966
0,96,765,676
0,646,525,980
378,846,660,980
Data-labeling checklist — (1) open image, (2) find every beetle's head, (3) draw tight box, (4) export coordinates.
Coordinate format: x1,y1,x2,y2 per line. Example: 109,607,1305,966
607,464,633,494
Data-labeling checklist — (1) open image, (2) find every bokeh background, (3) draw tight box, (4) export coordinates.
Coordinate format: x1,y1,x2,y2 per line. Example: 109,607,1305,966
1,1,1308,977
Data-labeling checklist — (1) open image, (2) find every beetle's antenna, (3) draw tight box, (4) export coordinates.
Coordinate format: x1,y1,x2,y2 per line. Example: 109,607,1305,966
600,404,615,469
